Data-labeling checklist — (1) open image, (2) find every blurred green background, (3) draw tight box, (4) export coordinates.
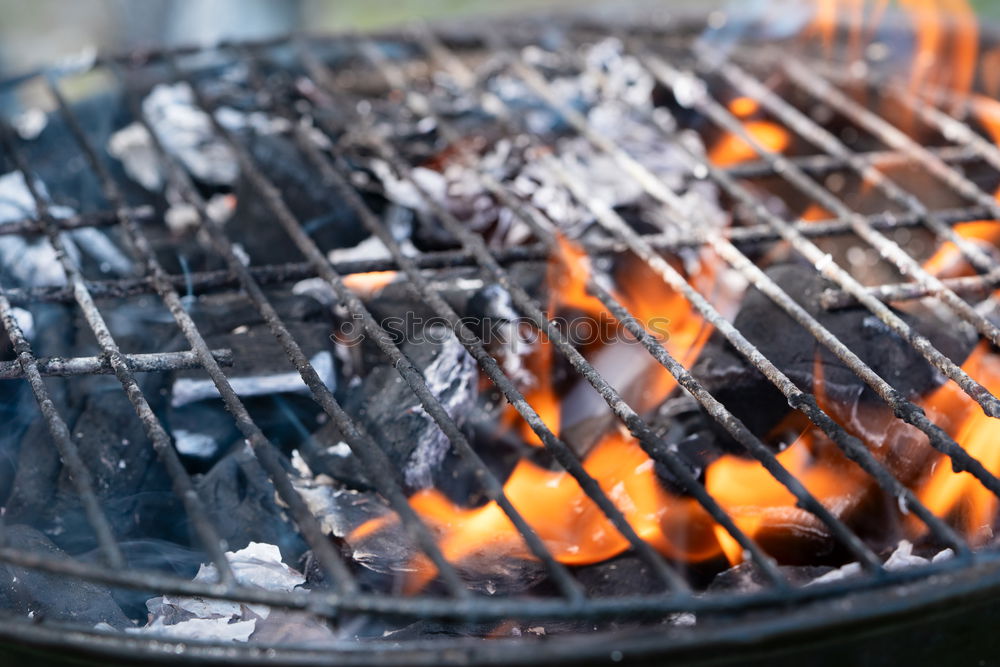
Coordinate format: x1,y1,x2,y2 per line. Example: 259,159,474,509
0,0,998,77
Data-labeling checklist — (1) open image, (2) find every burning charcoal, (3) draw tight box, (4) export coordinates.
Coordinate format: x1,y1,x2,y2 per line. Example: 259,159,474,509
561,341,679,458
341,330,479,492
194,446,306,563
0,525,131,628
692,263,975,443
2,405,61,524
60,383,166,503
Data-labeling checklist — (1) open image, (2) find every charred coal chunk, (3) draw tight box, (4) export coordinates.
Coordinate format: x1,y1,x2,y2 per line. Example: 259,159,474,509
691,263,975,444
0,525,131,628
229,132,369,266
708,561,833,594
194,446,306,566
3,303,76,520
574,553,659,598
335,332,480,494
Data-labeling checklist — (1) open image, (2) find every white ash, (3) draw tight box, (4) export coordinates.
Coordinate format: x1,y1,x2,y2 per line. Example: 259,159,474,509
0,171,132,286
128,543,309,643
292,277,340,307
327,441,352,457
108,82,243,189
108,123,163,190
405,330,479,489
142,82,238,185
368,38,723,245
326,206,417,265
163,191,235,234
369,161,448,215
170,350,335,407
12,108,48,141
173,429,218,459
127,616,257,643
215,106,291,137
11,307,34,340
328,234,390,264
808,541,953,586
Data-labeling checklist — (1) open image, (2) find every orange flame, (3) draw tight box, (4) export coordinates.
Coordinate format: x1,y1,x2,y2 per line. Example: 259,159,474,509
708,120,791,167
917,96,1000,279
343,270,398,295
397,432,720,593
708,96,791,168
501,235,606,447
352,235,725,590
916,343,1000,542
807,1,978,100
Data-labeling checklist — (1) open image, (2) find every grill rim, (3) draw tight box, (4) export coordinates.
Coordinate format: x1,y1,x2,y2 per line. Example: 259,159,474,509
0,551,998,665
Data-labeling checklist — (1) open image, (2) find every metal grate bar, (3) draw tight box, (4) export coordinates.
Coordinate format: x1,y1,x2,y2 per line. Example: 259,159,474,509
486,40,967,553
709,56,1000,315
0,528,975,622
718,144,982,180
654,54,1000,365
236,45,588,601
49,71,361,595
0,206,155,237
160,54,477,599
637,53,1000,414
0,283,125,568
318,38,791,587
4,205,991,308
701,50,1000,278
362,32,888,572
625,51,1000,510
893,87,1000,175
0,111,240,587
781,58,1000,227
3,25,1000,635
821,268,1000,309
0,348,232,379
287,43,691,594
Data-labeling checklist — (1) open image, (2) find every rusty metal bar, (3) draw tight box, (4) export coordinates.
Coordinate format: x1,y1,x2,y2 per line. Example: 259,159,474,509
475,36,970,550
0,348,232,379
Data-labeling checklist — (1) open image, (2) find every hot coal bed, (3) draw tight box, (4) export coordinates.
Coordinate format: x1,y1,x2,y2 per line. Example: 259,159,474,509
2,6,1000,666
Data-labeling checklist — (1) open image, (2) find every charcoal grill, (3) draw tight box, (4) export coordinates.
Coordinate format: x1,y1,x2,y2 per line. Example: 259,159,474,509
2,5,1000,665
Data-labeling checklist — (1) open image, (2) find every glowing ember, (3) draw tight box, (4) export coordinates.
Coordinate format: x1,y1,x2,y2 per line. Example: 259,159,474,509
708,120,790,167
347,0,1000,593
342,270,398,295
914,344,1000,542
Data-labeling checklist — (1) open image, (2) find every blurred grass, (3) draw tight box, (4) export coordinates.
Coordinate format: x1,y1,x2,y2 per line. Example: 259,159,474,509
973,0,1000,18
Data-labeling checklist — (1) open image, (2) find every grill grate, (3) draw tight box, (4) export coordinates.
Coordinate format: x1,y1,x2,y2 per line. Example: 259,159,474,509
2,10,1000,662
